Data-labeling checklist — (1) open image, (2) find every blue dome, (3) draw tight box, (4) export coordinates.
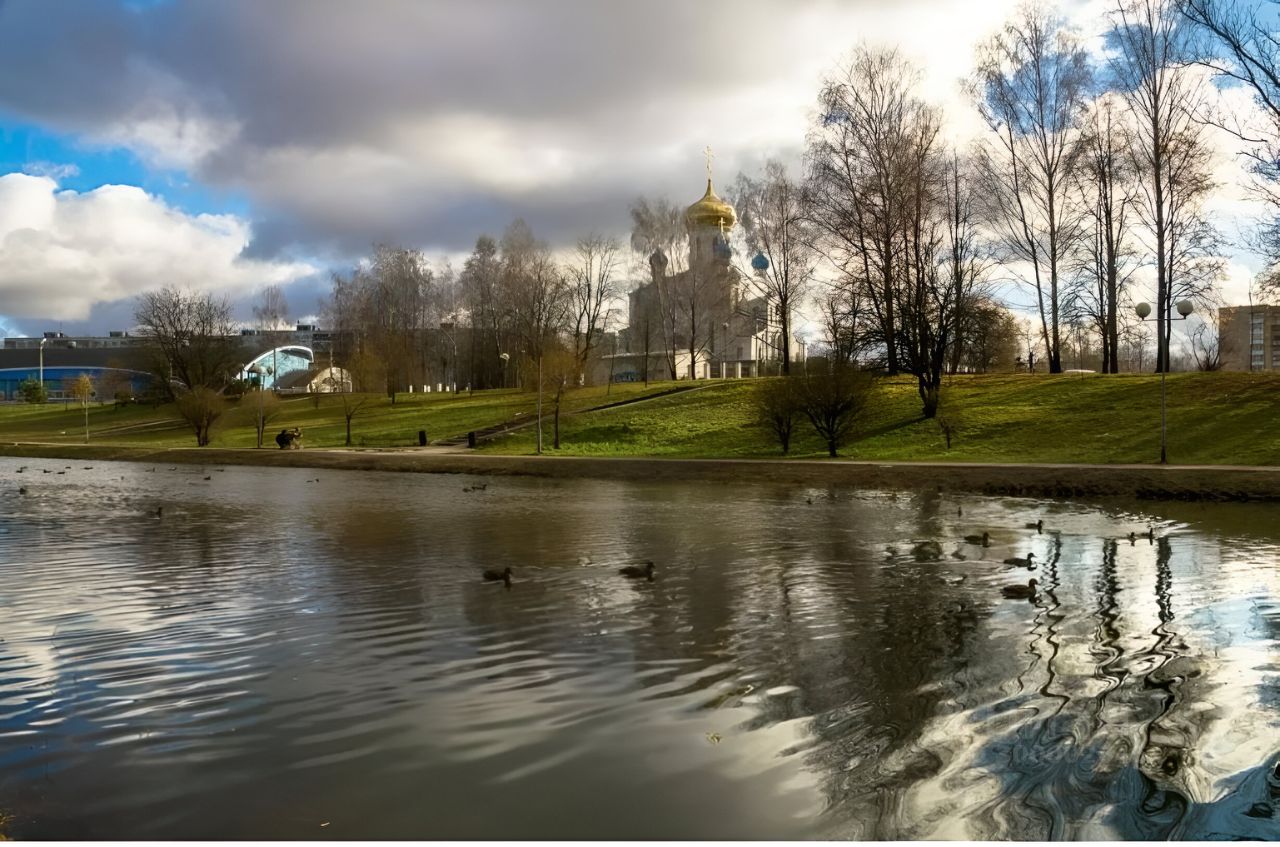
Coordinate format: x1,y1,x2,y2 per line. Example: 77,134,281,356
751,251,770,271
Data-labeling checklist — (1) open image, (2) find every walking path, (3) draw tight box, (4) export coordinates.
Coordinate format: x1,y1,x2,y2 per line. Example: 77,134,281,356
3,441,1278,501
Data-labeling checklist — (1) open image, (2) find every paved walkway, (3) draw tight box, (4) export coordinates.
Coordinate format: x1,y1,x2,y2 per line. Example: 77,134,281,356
4,441,1278,500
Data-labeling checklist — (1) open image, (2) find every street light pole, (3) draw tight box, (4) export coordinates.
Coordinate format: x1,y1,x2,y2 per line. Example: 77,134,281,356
1135,299,1194,464
38,337,48,400
248,363,265,447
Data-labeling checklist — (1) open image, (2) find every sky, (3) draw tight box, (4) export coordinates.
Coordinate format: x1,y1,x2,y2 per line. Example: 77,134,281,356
0,0,1269,338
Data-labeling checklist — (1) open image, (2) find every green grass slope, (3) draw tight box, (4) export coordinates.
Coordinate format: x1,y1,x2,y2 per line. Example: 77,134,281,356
482,372,1280,465
0,381,684,450
3,372,1277,465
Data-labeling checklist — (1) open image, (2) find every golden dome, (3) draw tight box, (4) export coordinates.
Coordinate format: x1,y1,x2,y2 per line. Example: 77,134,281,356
685,179,736,230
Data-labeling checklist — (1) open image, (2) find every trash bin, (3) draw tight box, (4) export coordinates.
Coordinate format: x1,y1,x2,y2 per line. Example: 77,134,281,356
467,431,477,449
418,430,427,446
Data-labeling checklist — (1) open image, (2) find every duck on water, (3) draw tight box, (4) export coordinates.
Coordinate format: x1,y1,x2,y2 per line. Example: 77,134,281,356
482,567,513,585
619,561,656,580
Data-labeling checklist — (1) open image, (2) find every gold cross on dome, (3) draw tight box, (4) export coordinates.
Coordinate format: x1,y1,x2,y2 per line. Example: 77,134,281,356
704,145,714,181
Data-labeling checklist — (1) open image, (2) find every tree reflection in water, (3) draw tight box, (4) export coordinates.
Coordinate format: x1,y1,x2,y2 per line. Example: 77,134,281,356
3,463,1280,839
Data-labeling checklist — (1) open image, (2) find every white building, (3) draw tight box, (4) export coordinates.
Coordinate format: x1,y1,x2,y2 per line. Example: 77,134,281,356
603,175,804,383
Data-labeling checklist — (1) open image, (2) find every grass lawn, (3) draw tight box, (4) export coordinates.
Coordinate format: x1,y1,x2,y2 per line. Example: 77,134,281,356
0,380,688,450
481,371,1280,465
3,372,1277,465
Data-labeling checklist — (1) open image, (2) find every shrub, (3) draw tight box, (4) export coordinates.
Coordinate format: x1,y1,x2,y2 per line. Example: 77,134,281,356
798,365,876,458
755,377,802,454
176,387,227,446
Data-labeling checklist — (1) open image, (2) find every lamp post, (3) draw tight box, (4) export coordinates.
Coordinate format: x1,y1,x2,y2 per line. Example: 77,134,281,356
499,351,510,389
247,363,272,447
440,321,458,392
750,251,771,376
38,337,49,401
1134,299,1194,464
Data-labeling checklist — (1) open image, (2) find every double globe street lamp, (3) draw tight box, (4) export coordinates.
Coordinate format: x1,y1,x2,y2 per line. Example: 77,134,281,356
1134,299,1194,465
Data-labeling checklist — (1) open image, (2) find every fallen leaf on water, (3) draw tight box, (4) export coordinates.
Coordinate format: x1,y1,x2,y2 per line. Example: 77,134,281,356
705,732,722,745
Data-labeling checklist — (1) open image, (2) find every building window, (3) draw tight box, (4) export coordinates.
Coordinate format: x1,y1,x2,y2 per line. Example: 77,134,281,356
1251,312,1265,369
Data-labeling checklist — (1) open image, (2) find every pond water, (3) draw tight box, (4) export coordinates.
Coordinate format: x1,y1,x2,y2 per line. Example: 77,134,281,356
1,457,1279,839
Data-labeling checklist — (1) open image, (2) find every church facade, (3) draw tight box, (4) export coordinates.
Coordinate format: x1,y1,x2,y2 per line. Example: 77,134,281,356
601,176,804,383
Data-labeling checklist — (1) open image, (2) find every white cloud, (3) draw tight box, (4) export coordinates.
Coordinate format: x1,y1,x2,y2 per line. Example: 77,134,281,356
21,161,80,180
0,172,314,321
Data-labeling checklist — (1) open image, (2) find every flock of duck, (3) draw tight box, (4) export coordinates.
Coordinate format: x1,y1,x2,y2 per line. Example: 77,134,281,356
889,514,1161,603
12,467,1161,608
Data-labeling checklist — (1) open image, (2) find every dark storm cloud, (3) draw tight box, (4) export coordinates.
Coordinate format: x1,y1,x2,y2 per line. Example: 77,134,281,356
0,0,828,258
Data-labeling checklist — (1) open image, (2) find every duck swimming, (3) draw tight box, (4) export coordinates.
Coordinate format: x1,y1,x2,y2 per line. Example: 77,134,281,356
1002,552,1037,568
482,567,513,585
1002,579,1038,600
1025,519,1044,532
619,562,656,580
963,531,991,547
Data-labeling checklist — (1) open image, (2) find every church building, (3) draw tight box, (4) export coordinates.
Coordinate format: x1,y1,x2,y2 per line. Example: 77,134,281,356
602,170,804,383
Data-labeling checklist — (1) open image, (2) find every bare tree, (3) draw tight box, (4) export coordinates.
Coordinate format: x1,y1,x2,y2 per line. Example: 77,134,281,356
898,151,990,417
134,287,240,396
734,160,817,375
1188,310,1225,369
252,283,291,386
755,376,803,454
459,235,508,388
677,247,724,380
176,387,227,447
972,3,1091,374
1111,0,1213,370
798,364,876,457
566,233,621,384
367,245,433,403
65,372,94,443
629,197,686,379
1182,0,1280,286
504,221,571,453
1069,94,1139,372
241,388,282,449
817,285,870,366
808,47,925,374
955,297,1022,372
340,349,384,447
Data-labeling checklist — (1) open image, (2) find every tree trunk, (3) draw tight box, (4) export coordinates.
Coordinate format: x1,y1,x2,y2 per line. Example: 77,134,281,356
553,396,561,449
780,306,792,376
536,355,543,455
920,380,940,419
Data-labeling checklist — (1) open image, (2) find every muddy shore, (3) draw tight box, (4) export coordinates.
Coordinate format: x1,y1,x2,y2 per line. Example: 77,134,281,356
4,441,1280,501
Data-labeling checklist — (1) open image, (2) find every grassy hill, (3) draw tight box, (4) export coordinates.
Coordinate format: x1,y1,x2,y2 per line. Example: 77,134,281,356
2,372,1278,465
482,372,1280,465
0,381,683,450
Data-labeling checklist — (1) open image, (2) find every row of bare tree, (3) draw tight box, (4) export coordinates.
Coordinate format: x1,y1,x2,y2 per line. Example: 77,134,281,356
806,0,1232,400
324,224,622,397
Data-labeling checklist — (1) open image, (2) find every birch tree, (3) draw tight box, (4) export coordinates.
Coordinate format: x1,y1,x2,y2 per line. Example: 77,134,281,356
973,3,1091,374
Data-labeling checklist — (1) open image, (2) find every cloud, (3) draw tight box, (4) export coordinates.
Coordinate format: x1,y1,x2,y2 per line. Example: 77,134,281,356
0,0,1026,259
22,161,81,180
0,0,1270,332
0,172,314,322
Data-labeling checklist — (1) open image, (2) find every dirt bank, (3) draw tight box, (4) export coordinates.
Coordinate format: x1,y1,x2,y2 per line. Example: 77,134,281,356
4,441,1280,501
